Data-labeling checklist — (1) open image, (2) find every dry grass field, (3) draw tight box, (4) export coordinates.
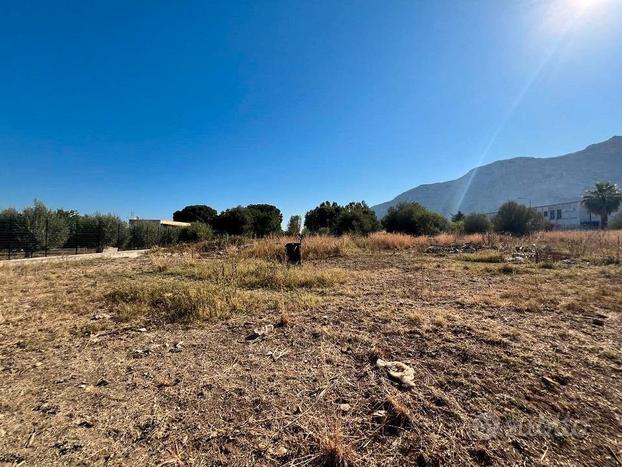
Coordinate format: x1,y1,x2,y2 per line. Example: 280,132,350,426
1,232,621,466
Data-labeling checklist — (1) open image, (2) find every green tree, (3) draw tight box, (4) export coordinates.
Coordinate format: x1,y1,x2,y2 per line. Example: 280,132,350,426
214,206,253,236
286,215,302,236
304,202,343,233
451,211,465,222
381,202,449,236
333,202,380,235
581,182,622,229
73,214,128,251
463,213,493,234
493,201,547,235
21,200,70,252
247,204,283,237
173,205,217,225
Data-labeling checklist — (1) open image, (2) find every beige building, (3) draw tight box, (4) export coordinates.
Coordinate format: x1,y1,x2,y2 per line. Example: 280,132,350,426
129,218,191,228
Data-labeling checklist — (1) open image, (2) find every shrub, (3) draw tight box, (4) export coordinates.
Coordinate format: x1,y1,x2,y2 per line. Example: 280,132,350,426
463,213,493,234
178,223,213,243
173,205,217,225
381,202,449,236
493,201,548,236
609,211,622,230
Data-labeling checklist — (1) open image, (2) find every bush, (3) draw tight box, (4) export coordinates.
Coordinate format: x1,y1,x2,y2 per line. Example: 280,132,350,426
610,211,622,230
381,202,449,236
493,201,548,235
463,213,493,234
333,202,380,235
173,205,217,225
179,223,213,243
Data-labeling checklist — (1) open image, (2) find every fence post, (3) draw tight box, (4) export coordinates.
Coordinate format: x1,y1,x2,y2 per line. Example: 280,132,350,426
8,218,12,260
44,217,49,257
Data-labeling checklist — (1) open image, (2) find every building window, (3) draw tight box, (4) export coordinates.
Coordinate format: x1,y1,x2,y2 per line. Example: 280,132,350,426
543,211,548,218
557,209,562,219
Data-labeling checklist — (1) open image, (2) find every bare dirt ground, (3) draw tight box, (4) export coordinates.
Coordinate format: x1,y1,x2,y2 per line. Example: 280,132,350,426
0,246,621,466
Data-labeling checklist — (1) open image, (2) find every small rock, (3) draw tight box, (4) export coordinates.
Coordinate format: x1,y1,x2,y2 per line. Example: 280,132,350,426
246,325,274,341
268,446,288,458
95,378,109,387
137,328,147,333
372,410,387,418
169,342,183,353
339,403,351,412
91,313,111,321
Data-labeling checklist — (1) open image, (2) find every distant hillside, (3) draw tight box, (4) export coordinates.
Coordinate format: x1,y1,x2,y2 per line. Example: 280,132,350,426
373,136,622,219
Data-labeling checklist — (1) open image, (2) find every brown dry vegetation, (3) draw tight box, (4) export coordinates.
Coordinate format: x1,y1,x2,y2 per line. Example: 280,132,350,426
0,231,621,466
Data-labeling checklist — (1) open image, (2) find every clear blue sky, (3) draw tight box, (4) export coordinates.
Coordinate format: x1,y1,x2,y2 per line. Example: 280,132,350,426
2,0,621,222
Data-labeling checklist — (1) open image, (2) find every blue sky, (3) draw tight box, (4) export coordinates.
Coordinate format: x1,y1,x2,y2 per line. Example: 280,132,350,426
2,0,621,222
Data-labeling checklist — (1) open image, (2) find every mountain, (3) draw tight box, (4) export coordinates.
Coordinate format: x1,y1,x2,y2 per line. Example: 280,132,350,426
372,136,622,219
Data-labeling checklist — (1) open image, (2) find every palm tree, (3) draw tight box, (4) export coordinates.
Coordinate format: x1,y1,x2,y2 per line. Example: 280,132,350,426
582,182,622,229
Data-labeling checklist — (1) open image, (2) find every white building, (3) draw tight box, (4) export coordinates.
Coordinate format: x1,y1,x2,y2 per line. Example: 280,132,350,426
532,200,600,229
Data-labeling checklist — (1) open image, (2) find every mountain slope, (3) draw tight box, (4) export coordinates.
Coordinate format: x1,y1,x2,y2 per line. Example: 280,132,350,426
372,136,622,219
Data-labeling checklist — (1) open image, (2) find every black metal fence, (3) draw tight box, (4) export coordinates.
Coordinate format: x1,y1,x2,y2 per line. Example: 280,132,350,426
0,218,188,261
0,218,124,260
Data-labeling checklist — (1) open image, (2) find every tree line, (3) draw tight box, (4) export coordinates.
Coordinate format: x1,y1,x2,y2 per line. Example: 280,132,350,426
2,182,619,254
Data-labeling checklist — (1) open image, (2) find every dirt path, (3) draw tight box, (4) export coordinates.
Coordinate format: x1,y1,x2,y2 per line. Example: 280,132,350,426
1,249,148,265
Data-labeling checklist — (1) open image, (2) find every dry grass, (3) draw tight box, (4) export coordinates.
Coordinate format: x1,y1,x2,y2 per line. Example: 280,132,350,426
106,256,344,323
318,424,356,467
1,234,621,466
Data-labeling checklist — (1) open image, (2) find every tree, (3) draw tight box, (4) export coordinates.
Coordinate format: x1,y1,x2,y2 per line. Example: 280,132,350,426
246,204,283,237
451,211,465,223
333,202,380,235
381,202,449,236
463,213,493,234
581,182,622,229
21,200,70,252
304,202,343,233
72,214,127,251
493,201,547,235
173,205,217,225
214,206,253,236
286,215,302,236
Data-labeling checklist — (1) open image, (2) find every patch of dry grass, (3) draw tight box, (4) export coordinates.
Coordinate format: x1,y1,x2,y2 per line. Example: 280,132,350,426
106,256,344,323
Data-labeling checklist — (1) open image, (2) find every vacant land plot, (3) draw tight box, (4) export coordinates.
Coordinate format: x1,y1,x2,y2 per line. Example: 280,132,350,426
1,234,621,466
